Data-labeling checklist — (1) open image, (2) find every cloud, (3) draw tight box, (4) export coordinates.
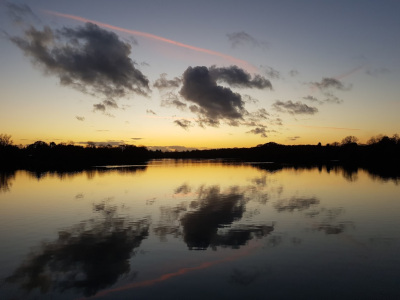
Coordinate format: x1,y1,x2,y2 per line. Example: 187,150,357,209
180,66,247,127
147,145,200,152
323,93,343,104
289,69,299,77
311,77,350,91
365,67,390,77
303,94,343,105
303,95,322,104
274,197,320,212
174,119,192,130
209,65,272,89
161,93,187,110
153,73,182,90
227,31,267,49
247,108,270,122
45,10,257,73
75,116,85,121
247,127,268,138
242,95,259,104
177,66,271,127
273,100,318,115
260,66,280,79
287,136,300,141
5,2,40,24
10,22,150,107
93,103,106,112
146,109,156,115
76,140,127,146
131,137,143,140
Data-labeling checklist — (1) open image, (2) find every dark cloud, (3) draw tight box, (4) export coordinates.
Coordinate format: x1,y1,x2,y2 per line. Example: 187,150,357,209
146,109,156,115
312,77,350,91
93,99,119,113
273,100,318,115
174,119,192,130
5,2,40,24
247,127,268,138
260,65,280,79
131,137,143,140
93,103,106,112
209,65,272,89
180,66,247,127
289,69,299,77
153,73,182,90
10,22,150,107
75,116,85,121
227,31,267,49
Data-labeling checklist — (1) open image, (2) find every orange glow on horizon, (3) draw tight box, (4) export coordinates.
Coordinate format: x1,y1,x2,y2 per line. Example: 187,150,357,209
43,10,258,73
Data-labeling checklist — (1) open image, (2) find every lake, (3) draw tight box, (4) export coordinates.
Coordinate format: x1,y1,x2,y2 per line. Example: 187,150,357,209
1,160,399,299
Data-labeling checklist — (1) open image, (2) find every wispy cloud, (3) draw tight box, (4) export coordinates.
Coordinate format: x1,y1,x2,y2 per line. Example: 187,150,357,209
247,127,268,138
227,31,267,49
260,65,280,79
153,73,182,90
75,116,85,121
5,2,40,24
273,100,318,115
174,119,192,130
44,10,257,73
146,109,156,115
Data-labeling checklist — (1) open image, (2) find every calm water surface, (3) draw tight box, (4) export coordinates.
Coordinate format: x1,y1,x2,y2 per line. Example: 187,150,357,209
1,160,399,299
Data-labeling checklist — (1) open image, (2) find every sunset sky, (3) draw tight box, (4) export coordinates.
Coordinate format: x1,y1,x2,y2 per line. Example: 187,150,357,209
1,0,399,150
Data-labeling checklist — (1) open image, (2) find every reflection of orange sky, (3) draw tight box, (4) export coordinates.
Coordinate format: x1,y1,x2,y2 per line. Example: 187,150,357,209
81,241,260,299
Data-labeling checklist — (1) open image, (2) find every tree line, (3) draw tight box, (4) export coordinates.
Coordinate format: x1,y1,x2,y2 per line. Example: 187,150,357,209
0,133,399,170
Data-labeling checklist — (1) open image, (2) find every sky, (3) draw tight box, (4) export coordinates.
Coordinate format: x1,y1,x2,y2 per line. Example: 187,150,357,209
0,0,399,150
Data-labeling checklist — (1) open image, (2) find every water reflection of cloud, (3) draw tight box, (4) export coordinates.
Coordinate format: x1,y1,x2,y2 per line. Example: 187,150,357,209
274,197,320,212
5,202,149,297
155,184,274,250
316,222,354,235
229,267,261,286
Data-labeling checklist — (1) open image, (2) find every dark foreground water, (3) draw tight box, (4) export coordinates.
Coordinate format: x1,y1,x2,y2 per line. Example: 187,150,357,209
1,160,399,299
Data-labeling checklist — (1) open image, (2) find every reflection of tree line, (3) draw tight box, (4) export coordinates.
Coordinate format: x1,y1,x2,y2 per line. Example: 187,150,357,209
0,162,397,195
0,170,15,193
0,167,146,193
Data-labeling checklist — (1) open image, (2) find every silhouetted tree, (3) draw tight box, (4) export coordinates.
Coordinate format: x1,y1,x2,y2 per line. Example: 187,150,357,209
0,133,13,147
341,136,358,145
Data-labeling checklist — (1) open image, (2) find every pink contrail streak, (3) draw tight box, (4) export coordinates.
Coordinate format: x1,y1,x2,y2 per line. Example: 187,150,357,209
43,10,257,73
77,241,260,299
